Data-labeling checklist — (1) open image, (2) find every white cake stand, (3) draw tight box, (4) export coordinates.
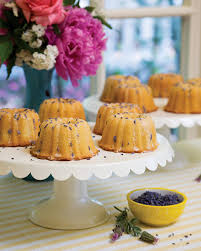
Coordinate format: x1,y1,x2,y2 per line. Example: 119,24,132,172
0,124,174,230
83,95,201,129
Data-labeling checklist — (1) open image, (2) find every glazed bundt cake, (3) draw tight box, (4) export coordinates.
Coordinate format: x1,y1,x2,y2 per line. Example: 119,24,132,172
100,75,141,102
93,103,142,135
148,73,183,97
99,112,158,153
164,82,201,113
39,98,86,122
187,78,201,84
0,108,40,147
31,118,98,160
113,83,157,113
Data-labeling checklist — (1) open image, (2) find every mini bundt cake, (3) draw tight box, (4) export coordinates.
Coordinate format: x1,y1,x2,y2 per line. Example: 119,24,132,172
99,112,158,153
93,103,142,135
100,75,141,102
31,118,98,160
148,73,183,97
113,83,157,113
188,78,201,84
0,108,40,147
164,82,201,113
39,98,86,122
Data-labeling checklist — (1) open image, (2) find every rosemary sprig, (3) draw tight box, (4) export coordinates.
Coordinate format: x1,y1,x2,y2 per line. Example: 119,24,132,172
111,206,159,244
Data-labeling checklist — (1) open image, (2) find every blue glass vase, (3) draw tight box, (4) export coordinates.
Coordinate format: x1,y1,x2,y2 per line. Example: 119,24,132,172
23,65,53,182
23,65,53,112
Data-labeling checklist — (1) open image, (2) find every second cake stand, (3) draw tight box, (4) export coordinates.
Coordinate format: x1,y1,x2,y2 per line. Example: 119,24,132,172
0,124,174,230
83,95,201,129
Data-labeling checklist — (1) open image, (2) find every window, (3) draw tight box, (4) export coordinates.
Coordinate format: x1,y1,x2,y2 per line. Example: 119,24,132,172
90,0,201,95
105,16,181,83
0,0,200,107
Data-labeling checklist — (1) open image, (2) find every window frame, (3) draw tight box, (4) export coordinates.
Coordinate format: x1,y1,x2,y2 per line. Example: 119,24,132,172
89,0,201,95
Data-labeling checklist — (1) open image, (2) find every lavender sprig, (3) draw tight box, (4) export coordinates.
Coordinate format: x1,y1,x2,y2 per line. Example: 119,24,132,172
111,206,159,244
195,174,201,182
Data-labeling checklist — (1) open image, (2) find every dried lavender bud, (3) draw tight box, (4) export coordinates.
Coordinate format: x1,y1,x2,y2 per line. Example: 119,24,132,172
113,136,117,143
134,191,182,206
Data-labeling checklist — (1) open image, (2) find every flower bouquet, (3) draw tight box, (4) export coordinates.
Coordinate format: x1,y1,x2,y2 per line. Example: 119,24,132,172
0,0,108,87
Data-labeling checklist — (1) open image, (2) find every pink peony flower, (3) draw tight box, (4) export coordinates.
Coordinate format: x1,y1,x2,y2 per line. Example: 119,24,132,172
46,7,107,87
16,0,65,26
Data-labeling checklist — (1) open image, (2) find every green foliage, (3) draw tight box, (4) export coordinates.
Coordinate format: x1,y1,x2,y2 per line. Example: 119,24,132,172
0,19,8,29
4,9,20,29
0,35,10,43
6,53,16,79
0,38,13,66
94,15,112,29
63,0,76,6
63,0,112,29
53,24,61,35
74,0,80,7
85,6,95,13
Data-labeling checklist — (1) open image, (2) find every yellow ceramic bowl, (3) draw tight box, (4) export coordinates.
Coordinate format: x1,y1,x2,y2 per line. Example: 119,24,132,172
127,188,187,227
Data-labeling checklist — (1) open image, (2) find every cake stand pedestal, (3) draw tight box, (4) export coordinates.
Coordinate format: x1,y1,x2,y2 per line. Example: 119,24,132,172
0,124,174,230
30,177,109,229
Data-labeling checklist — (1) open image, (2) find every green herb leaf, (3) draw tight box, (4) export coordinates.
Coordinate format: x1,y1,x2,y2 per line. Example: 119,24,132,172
112,206,159,244
85,6,95,13
6,54,16,79
53,24,61,35
140,231,158,244
130,218,138,225
113,206,124,213
0,40,13,66
94,15,112,29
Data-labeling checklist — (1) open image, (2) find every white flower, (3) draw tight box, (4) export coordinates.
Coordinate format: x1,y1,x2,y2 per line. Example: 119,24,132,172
22,24,46,49
29,39,43,49
32,24,46,37
31,45,58,70
31,53,52,70
15,45,58,70
22,30,42,49
45,45,59,58
22,30,33,43
5,2,18,17
15,50,32,66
